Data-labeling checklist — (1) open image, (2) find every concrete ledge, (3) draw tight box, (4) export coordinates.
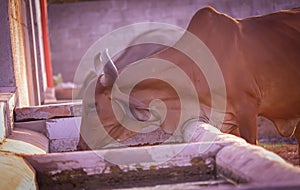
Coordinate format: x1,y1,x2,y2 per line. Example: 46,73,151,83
14,120,47,135
21,121,300,189
25,142,221,174
14,117,81,153
25,141,226,190
14,102,82,121
0,92,16,137
217,143,300,184
6,128,49,153
0,152,37,190
183,121,300,186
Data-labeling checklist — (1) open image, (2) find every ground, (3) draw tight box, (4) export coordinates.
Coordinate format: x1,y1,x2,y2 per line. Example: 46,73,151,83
257,117,299,166
260,143,299,166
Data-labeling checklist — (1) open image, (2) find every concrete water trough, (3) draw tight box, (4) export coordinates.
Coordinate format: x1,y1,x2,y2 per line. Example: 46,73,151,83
1,102,300,189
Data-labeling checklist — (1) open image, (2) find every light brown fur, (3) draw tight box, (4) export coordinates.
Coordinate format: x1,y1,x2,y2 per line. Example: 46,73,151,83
78,7,300,154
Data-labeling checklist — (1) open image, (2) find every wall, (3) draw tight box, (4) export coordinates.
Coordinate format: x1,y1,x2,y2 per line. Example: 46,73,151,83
0,1,16,87
1,0,46,107
8,0,31,107
48,0,300,82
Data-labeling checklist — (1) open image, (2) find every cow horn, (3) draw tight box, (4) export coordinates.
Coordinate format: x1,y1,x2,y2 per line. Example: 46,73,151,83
94,52,102,73
100,49,118,87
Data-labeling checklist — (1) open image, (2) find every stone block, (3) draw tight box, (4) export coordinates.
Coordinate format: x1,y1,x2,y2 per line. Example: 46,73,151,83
14,102,82,121
46,117,81,152
0,92,16,136
14,120,47,135
46,117,81,139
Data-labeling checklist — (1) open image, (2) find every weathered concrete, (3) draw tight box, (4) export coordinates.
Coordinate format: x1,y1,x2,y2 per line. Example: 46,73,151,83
0,92,16,137
14,102,82,121
182,121,300,185
23,122,300,189
25,142,222,189
217,143,300,184
0,152,37,190
25,142,221,174
46,117,81,152
6,128,49,153
14,120,47,135
0,0,16,87
103,126,180,149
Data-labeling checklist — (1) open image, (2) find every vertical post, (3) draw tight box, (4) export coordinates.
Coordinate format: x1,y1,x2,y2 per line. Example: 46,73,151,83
40,0,53,88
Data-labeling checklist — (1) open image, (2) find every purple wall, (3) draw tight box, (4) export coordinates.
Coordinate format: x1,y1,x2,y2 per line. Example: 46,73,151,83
48,0,300,82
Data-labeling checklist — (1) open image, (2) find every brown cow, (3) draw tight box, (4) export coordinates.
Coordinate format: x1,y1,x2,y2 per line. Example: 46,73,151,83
78,7,300,153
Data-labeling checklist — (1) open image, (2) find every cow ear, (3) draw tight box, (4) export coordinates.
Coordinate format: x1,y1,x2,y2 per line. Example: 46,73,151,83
100,49,118,87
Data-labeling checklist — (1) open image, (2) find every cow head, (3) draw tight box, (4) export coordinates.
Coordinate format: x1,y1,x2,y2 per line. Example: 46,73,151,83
78,49,180,150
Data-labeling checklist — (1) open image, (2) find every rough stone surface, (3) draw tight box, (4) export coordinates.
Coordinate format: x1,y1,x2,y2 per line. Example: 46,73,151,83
49,138,79,152
14,102,82,121
103,126,179,149
46,117,81,152
0,152,37,190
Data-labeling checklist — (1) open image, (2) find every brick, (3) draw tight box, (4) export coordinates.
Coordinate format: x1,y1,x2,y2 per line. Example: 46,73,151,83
46,117,81,152
14,102,82,121
46,117,81,140
14,120,47,135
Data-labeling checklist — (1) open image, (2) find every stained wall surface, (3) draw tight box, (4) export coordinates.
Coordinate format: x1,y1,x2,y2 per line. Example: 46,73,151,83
48,0,300,82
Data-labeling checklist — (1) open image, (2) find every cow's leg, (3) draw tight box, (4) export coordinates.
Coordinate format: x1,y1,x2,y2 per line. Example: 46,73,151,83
238,114,258,144
235,101,259,144
77,135,91,151
295,123,300,164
